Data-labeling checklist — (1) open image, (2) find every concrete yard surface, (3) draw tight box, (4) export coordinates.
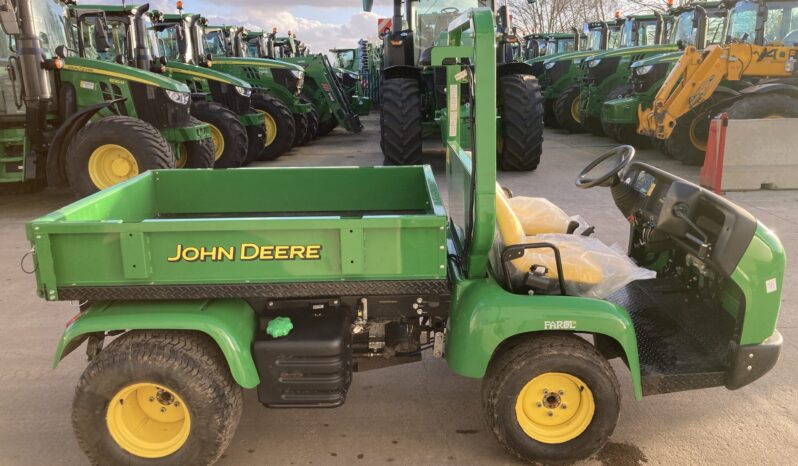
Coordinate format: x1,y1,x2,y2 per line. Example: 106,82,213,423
0,115,796,465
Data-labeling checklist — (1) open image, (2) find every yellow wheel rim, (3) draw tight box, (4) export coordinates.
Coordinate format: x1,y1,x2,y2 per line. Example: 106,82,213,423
515,372,595,444
106,383,191,459
208,124,225,161
571,96,582,124
176,143,188,168
688,117,708,152
257,109,277,147
88,144,139,190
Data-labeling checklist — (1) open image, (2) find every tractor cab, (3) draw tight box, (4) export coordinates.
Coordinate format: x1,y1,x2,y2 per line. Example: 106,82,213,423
522,34,548,60
726,0,798,45
331,48,358,70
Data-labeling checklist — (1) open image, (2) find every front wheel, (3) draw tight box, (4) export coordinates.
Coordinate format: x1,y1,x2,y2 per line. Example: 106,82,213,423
252,93,296,160
176,116,216,169
292,112,309,148
303,106,320,144
498,74,545,171
482,334,620,465
72,331,242,465
191,101,247,168
380,77,423,166
554,85,585,133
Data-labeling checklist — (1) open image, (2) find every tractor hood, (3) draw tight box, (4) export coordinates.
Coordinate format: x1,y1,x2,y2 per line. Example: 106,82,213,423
210,56,304,72
164,61,252,89
542,49,598,66
61,57,190,93
585,43,677,61
630,50,683,69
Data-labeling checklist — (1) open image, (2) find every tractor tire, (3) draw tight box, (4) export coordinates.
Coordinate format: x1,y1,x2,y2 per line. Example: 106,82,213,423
498,74,544,171
554,85,585,133
725,93,798,120
303,106,320,144
175,116,216,169
543,99,560,128
317,117,338,137
292,112,308,148
252,93,295,161
244,108,267,165
72,330,242,466
482,333,620,465
380,77,423,166
601,119,622,142
583,117,605,136
191,101,246,168
66,116,172,198
665,113,711,166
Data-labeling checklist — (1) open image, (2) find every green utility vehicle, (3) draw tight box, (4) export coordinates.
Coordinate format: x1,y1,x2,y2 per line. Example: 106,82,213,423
67,4,266,168
576,12,673,138
0,0,212,197
372,0,544,171
601,2,727,149
29,8,784,466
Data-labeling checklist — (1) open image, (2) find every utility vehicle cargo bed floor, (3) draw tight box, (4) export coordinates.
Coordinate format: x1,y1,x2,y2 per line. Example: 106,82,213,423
608,279,736,395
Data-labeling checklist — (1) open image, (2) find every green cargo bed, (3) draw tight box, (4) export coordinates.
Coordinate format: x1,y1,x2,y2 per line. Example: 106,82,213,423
27,166,448,301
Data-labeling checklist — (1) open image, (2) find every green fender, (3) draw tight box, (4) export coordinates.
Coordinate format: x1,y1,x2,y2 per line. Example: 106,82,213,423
445,275,643,399
53,299,260,389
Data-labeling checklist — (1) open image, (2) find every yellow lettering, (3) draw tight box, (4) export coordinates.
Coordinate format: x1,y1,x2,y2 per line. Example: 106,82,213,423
306,245,321,260
289,245,305,259
182,247,200,262
218,246,235,261
259,246,274,260
167,244,183,262
199,247,216,262
240,243,259,260
274,245,289,260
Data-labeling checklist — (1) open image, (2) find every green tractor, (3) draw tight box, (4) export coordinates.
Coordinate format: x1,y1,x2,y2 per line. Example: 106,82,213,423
0,0,212,197
332,40,383,108
602,2,728,158
576,11,674,139
524,30,583,75
367,0,545,171
67,3,266,167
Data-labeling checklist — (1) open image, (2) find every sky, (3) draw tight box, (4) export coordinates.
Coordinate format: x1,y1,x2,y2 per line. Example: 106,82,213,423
97,0,396,53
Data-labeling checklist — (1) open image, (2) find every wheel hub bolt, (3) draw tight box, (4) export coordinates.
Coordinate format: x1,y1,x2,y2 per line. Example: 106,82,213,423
160,407,167,413
536,402,542,408
558,390,564,396
543,389,549,395
148,396,155,402
547,411,553,417
561,404,567,410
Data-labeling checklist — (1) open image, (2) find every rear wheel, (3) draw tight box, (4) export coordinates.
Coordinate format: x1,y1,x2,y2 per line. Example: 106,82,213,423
483,334,620,465
252,93,295,160
498,74,544,171
72,330,242,466
66,116,172,197
380,77,423,166
176,117,215,169
666,112,711,166
292,112,308,148
725,93,798,120
554,85,585,133
191,101,247,168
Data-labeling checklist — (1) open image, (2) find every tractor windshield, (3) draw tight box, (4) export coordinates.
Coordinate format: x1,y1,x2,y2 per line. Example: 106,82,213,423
155,24,182,60
203,28,227,55
620,18,661,47
334,50,356,69
545,37,576,54
413,0,487,63
141,16,162,60
585,25,619,51
31,0,70,58
77,16,128,62
728,0,798,44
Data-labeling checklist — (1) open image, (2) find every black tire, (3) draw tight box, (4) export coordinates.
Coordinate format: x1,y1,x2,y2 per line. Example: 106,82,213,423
175,116,215,169
601,119,622,142
252,93,295,160
292,112,308,148
665,112,711,166
554,85,585,133
380,77,422,166
66,116,172,198
190,101,246,168
316,117,338,137
72,330,243,466
244,108,267,165
498,74,544,171
543,99,560,128
483,334,620,465
583,116,605,136
303,106,320,144
725,93,798,120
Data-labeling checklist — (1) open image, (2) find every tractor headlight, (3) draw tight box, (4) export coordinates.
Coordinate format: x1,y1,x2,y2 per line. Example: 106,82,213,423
544,61,556,70
290,70,304,80
334,70,343,79
164,90,190,105
346,72,358,80
234,86,252,97
634,65,654,76
588,58,602,68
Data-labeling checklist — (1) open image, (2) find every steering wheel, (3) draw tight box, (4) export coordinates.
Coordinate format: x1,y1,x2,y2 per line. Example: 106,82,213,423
441,7,460,13
575,145,635,189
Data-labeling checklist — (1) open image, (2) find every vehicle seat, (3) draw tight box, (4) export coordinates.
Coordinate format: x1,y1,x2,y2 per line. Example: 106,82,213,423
497,184,574,235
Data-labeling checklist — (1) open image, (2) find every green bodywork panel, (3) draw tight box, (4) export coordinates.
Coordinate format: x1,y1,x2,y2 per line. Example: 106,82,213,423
208,57,309,114
53,299,260,388
541,49,603,100
0,128,27,184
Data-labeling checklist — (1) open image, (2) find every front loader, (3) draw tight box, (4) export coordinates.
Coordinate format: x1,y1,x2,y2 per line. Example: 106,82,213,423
0,0,212,197
367,0,545,171
638,0,798,165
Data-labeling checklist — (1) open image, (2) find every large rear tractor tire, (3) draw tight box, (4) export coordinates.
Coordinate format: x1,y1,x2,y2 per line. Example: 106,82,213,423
483,334,620,465
292,112,309,148
190,101,247,168
175,116,216,169
72,330,243,466
252,93,295,160
380,77,423,166
554,85,585,133
725,93,798,120
66,116,172,198
498,74,544,171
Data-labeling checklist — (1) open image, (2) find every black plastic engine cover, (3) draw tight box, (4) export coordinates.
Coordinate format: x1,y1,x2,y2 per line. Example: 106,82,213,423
253,305,353,408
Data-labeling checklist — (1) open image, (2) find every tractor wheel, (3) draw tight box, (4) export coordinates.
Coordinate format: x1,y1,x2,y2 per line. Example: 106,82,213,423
66,116,172,198
554,85,585,133
303,106,320,145
292,112,309,148
725,93,798,120
543,99,560,128
174,116,216,169
482,334,620,465
583,117,605,137
380,77,423,166
601,119,621,142
190,101,246,168
317,117,338,137
72,330,242,465
498,74,544,171
665,112,712,166
252,93,295,160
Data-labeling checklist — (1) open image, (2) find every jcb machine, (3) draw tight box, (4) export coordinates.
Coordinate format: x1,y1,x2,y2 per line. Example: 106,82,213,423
369,0,545,171
0,0,212,197
67,3,266,167
601,2,727,151
29,8,784,466
638,0,798,164
577,11,673,138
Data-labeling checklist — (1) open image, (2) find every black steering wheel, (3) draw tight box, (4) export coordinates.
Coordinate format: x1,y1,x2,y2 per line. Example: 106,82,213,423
441,7,460,13
575,145,635,189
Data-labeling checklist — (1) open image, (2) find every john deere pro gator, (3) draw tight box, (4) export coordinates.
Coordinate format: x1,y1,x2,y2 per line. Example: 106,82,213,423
601,2,727,150
576,11,674,138
0,0,212,197
67,3,266,168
